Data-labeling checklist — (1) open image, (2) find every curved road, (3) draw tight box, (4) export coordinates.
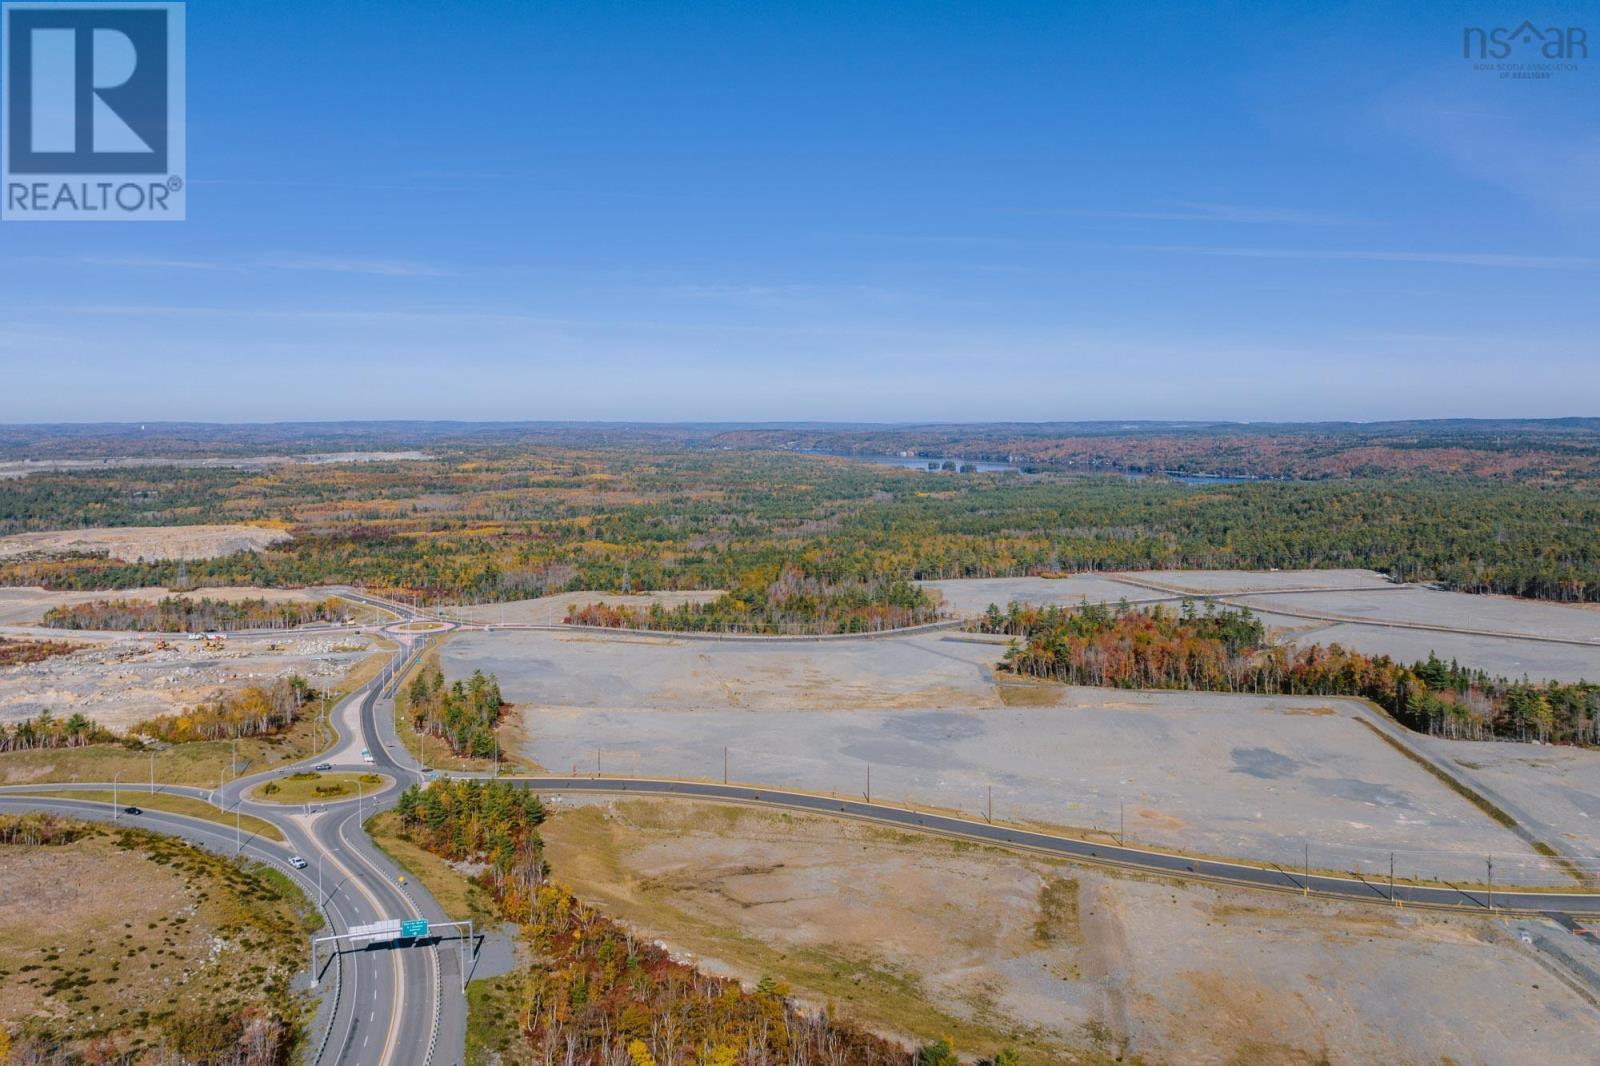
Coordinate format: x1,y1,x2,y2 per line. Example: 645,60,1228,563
2,623,465,1066
506,775,1600,917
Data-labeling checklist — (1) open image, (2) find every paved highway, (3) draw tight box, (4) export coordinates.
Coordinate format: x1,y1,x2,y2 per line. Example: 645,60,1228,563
2,622,466,1066
507,775,1600,918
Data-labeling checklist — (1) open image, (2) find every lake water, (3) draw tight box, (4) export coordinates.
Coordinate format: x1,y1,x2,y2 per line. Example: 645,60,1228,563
823,453,1019,473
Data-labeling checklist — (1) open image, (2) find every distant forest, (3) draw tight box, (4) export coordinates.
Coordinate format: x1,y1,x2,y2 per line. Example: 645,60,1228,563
1,427,1597,632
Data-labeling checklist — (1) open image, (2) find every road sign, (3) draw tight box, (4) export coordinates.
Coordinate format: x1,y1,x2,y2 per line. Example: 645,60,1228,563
348,918,403,945
401,918,429,938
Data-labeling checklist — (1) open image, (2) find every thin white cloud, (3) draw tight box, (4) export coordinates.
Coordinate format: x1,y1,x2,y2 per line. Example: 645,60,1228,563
1145,245,1600,269
1060,203,1364,226
260,255,457,277
77,255,235,271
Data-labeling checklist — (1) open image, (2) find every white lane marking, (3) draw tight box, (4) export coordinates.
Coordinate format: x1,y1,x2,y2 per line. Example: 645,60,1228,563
337,810,410,1066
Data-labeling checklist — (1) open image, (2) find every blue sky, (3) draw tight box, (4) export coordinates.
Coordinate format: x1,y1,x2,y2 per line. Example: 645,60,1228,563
3,0,1596,423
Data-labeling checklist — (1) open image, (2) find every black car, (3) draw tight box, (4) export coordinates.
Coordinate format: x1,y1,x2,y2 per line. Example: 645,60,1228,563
122,806,142,816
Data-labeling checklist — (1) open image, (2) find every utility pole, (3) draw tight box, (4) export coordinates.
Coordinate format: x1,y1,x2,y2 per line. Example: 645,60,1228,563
113,771,123,822
865,765,871,803
1304,843,1310,898
1487,855,1493,911
723,747,729,785
987,785,993,824
596,747,601,777
235,801,240,855
1119,798,1125,846
1389,852,1396,904
149,750,155,795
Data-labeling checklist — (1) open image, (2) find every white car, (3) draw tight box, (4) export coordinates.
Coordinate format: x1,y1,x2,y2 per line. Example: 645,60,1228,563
288,855,309,869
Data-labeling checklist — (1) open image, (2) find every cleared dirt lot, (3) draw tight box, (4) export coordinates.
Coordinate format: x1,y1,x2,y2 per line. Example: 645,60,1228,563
1,630,375,732
1254,611,1600,684
1237,587,1600,645
444,627,1003,710
0,524,290,562
444,589,724,625
1417,737,1600,869
920,575,1173,616
448,630,1547,882
543,798,1600,1065
1107,568,1400,595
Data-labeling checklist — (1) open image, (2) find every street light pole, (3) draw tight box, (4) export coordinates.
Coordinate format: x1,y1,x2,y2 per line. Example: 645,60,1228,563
113,771,123,822
149,750,155,795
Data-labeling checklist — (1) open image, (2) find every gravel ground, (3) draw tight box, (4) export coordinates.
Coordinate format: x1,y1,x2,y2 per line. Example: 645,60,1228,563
445,630,1550,882
1106,568,1399,594
544,798,1600,1066
0,633,374,732
920,575,1175,616
1236,587,1600,644
1417,737,1600,869
1253,611,1600,683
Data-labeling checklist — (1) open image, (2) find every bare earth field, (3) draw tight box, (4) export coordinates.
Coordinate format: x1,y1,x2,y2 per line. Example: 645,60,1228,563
445,589,724,626
543,798,1600,1065
920,575,1174,616
1416,737,1600,869
1,630,375,732
0,525,290,563
447,629,1550,882
1103,568,1402,595
1259,612,1600,684
1236,587,1600,645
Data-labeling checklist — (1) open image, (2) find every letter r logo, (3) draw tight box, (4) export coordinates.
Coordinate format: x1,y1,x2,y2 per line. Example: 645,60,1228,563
6,5,170,173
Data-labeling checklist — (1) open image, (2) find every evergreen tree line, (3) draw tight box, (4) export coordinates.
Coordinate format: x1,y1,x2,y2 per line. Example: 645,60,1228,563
0,709,117,752
403,666,507,758
988,601,1600,744
566,567,939,635
42,595,344,633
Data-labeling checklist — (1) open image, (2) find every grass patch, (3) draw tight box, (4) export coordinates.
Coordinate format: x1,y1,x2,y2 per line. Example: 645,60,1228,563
466,974,523,1066
1034,876,1081,945
251,771,387,805
0,822,312,1060
364,810,498,926
18,789,285,842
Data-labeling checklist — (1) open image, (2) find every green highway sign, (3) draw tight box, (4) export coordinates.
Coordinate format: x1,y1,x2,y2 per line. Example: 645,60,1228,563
401,919,429,938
